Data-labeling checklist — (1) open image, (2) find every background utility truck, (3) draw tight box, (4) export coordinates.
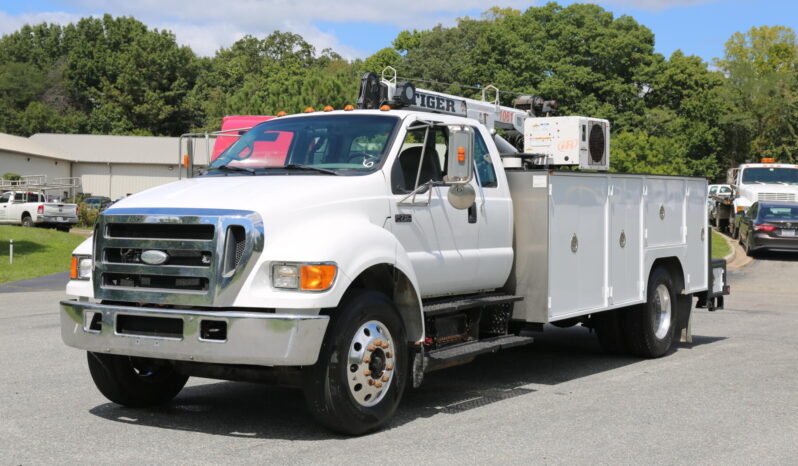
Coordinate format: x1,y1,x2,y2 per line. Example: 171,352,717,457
710,159,798,237
60,69,729,435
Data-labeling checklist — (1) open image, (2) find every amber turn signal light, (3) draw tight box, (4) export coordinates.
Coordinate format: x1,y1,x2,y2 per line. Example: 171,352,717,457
300,264,337,291
70,256,78,280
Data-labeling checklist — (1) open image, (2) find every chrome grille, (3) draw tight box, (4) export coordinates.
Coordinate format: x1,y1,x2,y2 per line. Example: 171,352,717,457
758,192,795,202
93,208,264,306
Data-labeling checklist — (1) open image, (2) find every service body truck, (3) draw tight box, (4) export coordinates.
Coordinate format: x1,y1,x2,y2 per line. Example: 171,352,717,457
60,70,728,434
710,160,798,236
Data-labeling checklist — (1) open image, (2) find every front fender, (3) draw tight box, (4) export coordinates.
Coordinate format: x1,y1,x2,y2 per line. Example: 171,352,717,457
65,236,94,298
232,217,422,313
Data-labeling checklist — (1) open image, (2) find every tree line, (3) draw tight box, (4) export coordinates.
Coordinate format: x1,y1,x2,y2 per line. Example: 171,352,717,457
1,3,796,180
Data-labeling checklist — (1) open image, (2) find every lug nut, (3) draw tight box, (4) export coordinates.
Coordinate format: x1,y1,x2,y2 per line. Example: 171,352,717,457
374,381,383,388
364,369,371,376
382,375,389,382
368,379,374,386
386,363,393,371
374,339,382,346
382,342,389,349
385,352,392,358
363,356,371,363
367,344,375,351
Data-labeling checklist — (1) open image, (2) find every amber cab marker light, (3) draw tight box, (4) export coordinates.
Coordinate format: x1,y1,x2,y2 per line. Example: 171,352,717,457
70,256,78,280
343,104,355,111
300,264,337,291
323,105,334,112
276,110,287,117
379,105,391,111
304,107,315,113
761,158,775,163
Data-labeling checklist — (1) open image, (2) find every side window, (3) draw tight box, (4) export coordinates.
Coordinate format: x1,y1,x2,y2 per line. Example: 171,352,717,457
474,130,498,188
14,193,24,202
0,193,10,203
391,126,445,194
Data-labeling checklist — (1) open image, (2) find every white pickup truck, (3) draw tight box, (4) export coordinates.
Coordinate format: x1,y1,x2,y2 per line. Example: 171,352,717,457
0,190,78,231
59,73,728,434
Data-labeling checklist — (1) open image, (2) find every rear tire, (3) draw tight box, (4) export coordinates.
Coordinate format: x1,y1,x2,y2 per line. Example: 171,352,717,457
302,290,407,435
21,215,33,227
87,352,188,407
622,267,678,358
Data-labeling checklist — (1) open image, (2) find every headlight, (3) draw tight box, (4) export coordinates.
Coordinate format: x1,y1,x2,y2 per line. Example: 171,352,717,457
71,255,92,280
272,263,337,291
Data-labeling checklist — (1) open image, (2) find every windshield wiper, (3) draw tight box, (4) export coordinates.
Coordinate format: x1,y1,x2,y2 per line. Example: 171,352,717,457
282,164,339,175
207,165,256,175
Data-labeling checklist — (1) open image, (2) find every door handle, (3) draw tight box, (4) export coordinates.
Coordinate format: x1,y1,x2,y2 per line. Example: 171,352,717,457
468,202,477,224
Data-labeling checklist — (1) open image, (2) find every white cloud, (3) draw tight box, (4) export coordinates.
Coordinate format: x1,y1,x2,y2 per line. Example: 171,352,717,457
0,1,534,58
600,0,718,11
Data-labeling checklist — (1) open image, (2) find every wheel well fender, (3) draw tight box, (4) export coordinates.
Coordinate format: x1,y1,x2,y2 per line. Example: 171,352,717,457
344,263,423,344
21,211,31,219
650,256,691,333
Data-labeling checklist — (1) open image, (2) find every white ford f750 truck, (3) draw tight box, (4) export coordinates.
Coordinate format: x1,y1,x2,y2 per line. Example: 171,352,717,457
60,70,728,434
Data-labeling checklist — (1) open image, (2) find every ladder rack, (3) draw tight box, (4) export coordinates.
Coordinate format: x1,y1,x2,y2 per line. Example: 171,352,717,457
0,175,82,191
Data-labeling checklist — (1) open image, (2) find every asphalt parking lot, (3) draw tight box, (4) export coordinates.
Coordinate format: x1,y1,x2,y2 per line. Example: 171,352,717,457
2,254,797,465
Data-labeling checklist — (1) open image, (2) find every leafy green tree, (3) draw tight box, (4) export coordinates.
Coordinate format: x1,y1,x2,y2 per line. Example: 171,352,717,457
717,26,798,164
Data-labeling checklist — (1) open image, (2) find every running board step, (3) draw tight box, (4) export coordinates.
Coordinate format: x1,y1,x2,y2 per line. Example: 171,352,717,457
423,294,523,317
424,335,534,372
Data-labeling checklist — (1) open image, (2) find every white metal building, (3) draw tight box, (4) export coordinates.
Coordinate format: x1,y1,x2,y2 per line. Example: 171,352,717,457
0,132,71,184
0,133,211,199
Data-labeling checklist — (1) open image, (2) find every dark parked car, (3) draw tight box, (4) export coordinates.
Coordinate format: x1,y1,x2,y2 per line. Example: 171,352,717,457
738,202,798,255
83,196,112,211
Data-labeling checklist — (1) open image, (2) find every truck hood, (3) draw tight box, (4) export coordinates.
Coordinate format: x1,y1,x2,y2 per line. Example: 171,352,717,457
107,173,391,225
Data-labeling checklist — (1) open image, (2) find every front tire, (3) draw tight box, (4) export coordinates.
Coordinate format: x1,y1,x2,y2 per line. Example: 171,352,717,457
87,352,188,407
303,290,408,435
622,267,678,358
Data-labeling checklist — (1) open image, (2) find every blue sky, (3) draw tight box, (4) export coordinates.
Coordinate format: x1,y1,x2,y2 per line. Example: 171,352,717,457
0,1,795,65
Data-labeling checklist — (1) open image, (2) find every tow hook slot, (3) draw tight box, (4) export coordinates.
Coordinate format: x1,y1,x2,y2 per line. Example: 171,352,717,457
200,320,227,341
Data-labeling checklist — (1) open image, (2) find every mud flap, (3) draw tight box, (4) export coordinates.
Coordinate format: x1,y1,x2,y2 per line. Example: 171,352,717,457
677,294,693,344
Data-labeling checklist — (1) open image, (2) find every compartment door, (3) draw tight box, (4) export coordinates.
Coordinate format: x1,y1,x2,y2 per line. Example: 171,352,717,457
548,175,608,319
685,179,708,292
609,177,644,305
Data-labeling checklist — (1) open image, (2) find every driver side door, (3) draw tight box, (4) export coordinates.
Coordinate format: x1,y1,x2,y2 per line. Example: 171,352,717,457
387,122,481,297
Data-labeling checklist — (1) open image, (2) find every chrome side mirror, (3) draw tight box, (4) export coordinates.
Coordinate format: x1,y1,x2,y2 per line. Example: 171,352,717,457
445,125,475,209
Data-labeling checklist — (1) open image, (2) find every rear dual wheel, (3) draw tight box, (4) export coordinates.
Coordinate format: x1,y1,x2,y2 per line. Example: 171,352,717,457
594,266,678,358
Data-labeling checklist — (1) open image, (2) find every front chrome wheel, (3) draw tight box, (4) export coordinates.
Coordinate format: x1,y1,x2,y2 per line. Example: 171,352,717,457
346,320,396,407
652,283,672,340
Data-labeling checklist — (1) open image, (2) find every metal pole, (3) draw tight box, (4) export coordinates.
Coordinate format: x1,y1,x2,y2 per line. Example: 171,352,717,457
9,239,13,265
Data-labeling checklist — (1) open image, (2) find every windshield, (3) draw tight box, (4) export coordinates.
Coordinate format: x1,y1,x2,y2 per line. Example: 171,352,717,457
206,114,399,175
741,167,798,184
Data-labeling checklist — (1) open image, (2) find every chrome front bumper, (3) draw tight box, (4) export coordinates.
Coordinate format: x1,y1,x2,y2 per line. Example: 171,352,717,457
60,300,329,366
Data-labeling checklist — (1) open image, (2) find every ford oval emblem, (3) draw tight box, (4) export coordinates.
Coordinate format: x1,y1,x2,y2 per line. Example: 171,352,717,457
141,250,169,265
